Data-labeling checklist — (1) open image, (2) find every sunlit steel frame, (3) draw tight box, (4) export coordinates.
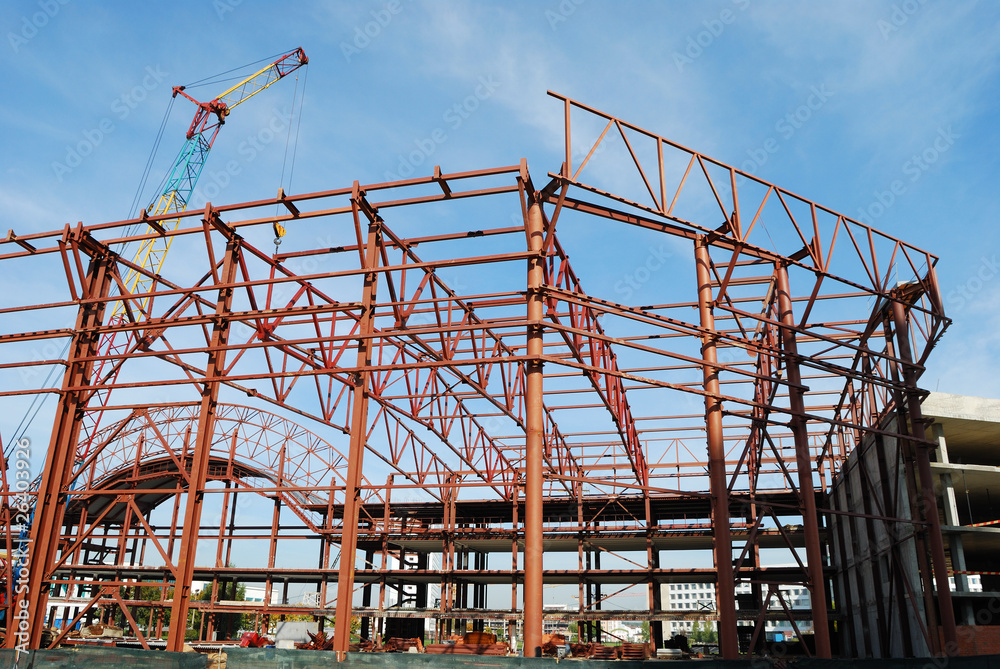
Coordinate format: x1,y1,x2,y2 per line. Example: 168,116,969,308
0,93,954,658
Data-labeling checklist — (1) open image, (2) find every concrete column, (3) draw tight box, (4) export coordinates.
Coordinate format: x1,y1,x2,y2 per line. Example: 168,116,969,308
933,423,974,625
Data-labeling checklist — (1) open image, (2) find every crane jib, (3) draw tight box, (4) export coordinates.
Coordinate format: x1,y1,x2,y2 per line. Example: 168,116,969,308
79,47,308,461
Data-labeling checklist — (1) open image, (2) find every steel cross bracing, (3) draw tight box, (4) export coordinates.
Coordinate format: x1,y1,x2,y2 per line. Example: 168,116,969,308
0,94,954,658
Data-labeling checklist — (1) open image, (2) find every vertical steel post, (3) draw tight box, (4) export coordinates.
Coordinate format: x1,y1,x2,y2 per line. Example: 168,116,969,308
694,236,738,658
775,263,832,657
166,231,240,651
523,193,545,657
333,217,380,657
644,492,664,649
19,241,114,649
890,299,958,653
510,487,519,645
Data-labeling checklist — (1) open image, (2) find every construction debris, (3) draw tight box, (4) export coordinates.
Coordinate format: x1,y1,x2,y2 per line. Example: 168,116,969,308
541,633,566,656
620,642,651,660
206,651,227,668
295,630,335,651
384,636,424,653
424,643,509,655
79,623,123,638
239,631,271,647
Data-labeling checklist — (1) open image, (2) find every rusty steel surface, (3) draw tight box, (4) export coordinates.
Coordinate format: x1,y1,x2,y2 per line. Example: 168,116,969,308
0,94,952,658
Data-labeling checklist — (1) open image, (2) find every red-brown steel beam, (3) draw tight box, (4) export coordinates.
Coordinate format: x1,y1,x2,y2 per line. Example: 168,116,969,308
522,192,545,658
775,262,831,657
695,236,738,658
890,297,958,654
333,212,380,657
15,234,114,650
166,225,239,651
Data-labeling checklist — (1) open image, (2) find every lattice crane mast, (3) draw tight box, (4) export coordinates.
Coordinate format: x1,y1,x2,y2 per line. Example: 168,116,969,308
81,47,308,457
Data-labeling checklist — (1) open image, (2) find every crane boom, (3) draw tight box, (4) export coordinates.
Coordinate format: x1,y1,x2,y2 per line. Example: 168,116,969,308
82,48,308,457
116,47,308,318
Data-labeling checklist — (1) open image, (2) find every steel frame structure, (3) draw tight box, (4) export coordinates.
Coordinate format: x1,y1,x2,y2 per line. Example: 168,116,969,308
0,93,954,658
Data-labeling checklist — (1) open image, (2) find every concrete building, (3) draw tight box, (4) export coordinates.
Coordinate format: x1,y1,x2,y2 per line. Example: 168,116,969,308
924,394,997,626
662,581,812,640
831,392,997,657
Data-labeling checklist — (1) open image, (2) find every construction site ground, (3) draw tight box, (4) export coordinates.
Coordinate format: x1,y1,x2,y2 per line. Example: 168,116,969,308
4,648,1000,669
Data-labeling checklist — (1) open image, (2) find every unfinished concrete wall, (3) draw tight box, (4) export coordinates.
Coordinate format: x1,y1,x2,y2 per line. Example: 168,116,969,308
830,425,928,658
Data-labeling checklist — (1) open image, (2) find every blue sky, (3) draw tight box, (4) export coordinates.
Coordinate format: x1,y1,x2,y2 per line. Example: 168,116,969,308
2,1,998,399
1,0,999,607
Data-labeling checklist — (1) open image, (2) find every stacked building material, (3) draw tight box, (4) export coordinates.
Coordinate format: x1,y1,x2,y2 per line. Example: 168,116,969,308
384,637,424,652
424,643,509,655
620,642,650,660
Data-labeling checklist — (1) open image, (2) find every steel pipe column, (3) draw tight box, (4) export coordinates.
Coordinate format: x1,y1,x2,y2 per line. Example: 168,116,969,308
694,236,738,658
334,216,381,657
523,192,545,657
775,263,832,658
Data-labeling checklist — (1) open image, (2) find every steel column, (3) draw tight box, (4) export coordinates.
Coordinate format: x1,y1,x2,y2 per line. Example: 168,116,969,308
644,491,664,649
18,241,114,649
166,232,240,651
694,236,738,658
775,263,832,657
523,193,545,658
333,217,380,657
890,299,958,653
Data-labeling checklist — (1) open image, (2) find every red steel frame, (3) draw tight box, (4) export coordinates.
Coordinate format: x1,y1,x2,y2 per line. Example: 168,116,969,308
0,93,954,658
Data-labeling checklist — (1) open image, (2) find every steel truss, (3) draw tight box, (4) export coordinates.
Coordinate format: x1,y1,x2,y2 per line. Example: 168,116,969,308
0,93,952,658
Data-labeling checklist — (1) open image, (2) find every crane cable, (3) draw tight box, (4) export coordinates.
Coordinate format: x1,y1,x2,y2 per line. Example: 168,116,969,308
182,50,289,89
286,64,309,196
273,64,309,251
5,340,71,458
124,95,176,243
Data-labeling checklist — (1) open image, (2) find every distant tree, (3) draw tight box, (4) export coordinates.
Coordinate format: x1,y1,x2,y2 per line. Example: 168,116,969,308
118,584,172,633
690,620,703,643
568,621,578,642
641,621,650,642
191,579,248,640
